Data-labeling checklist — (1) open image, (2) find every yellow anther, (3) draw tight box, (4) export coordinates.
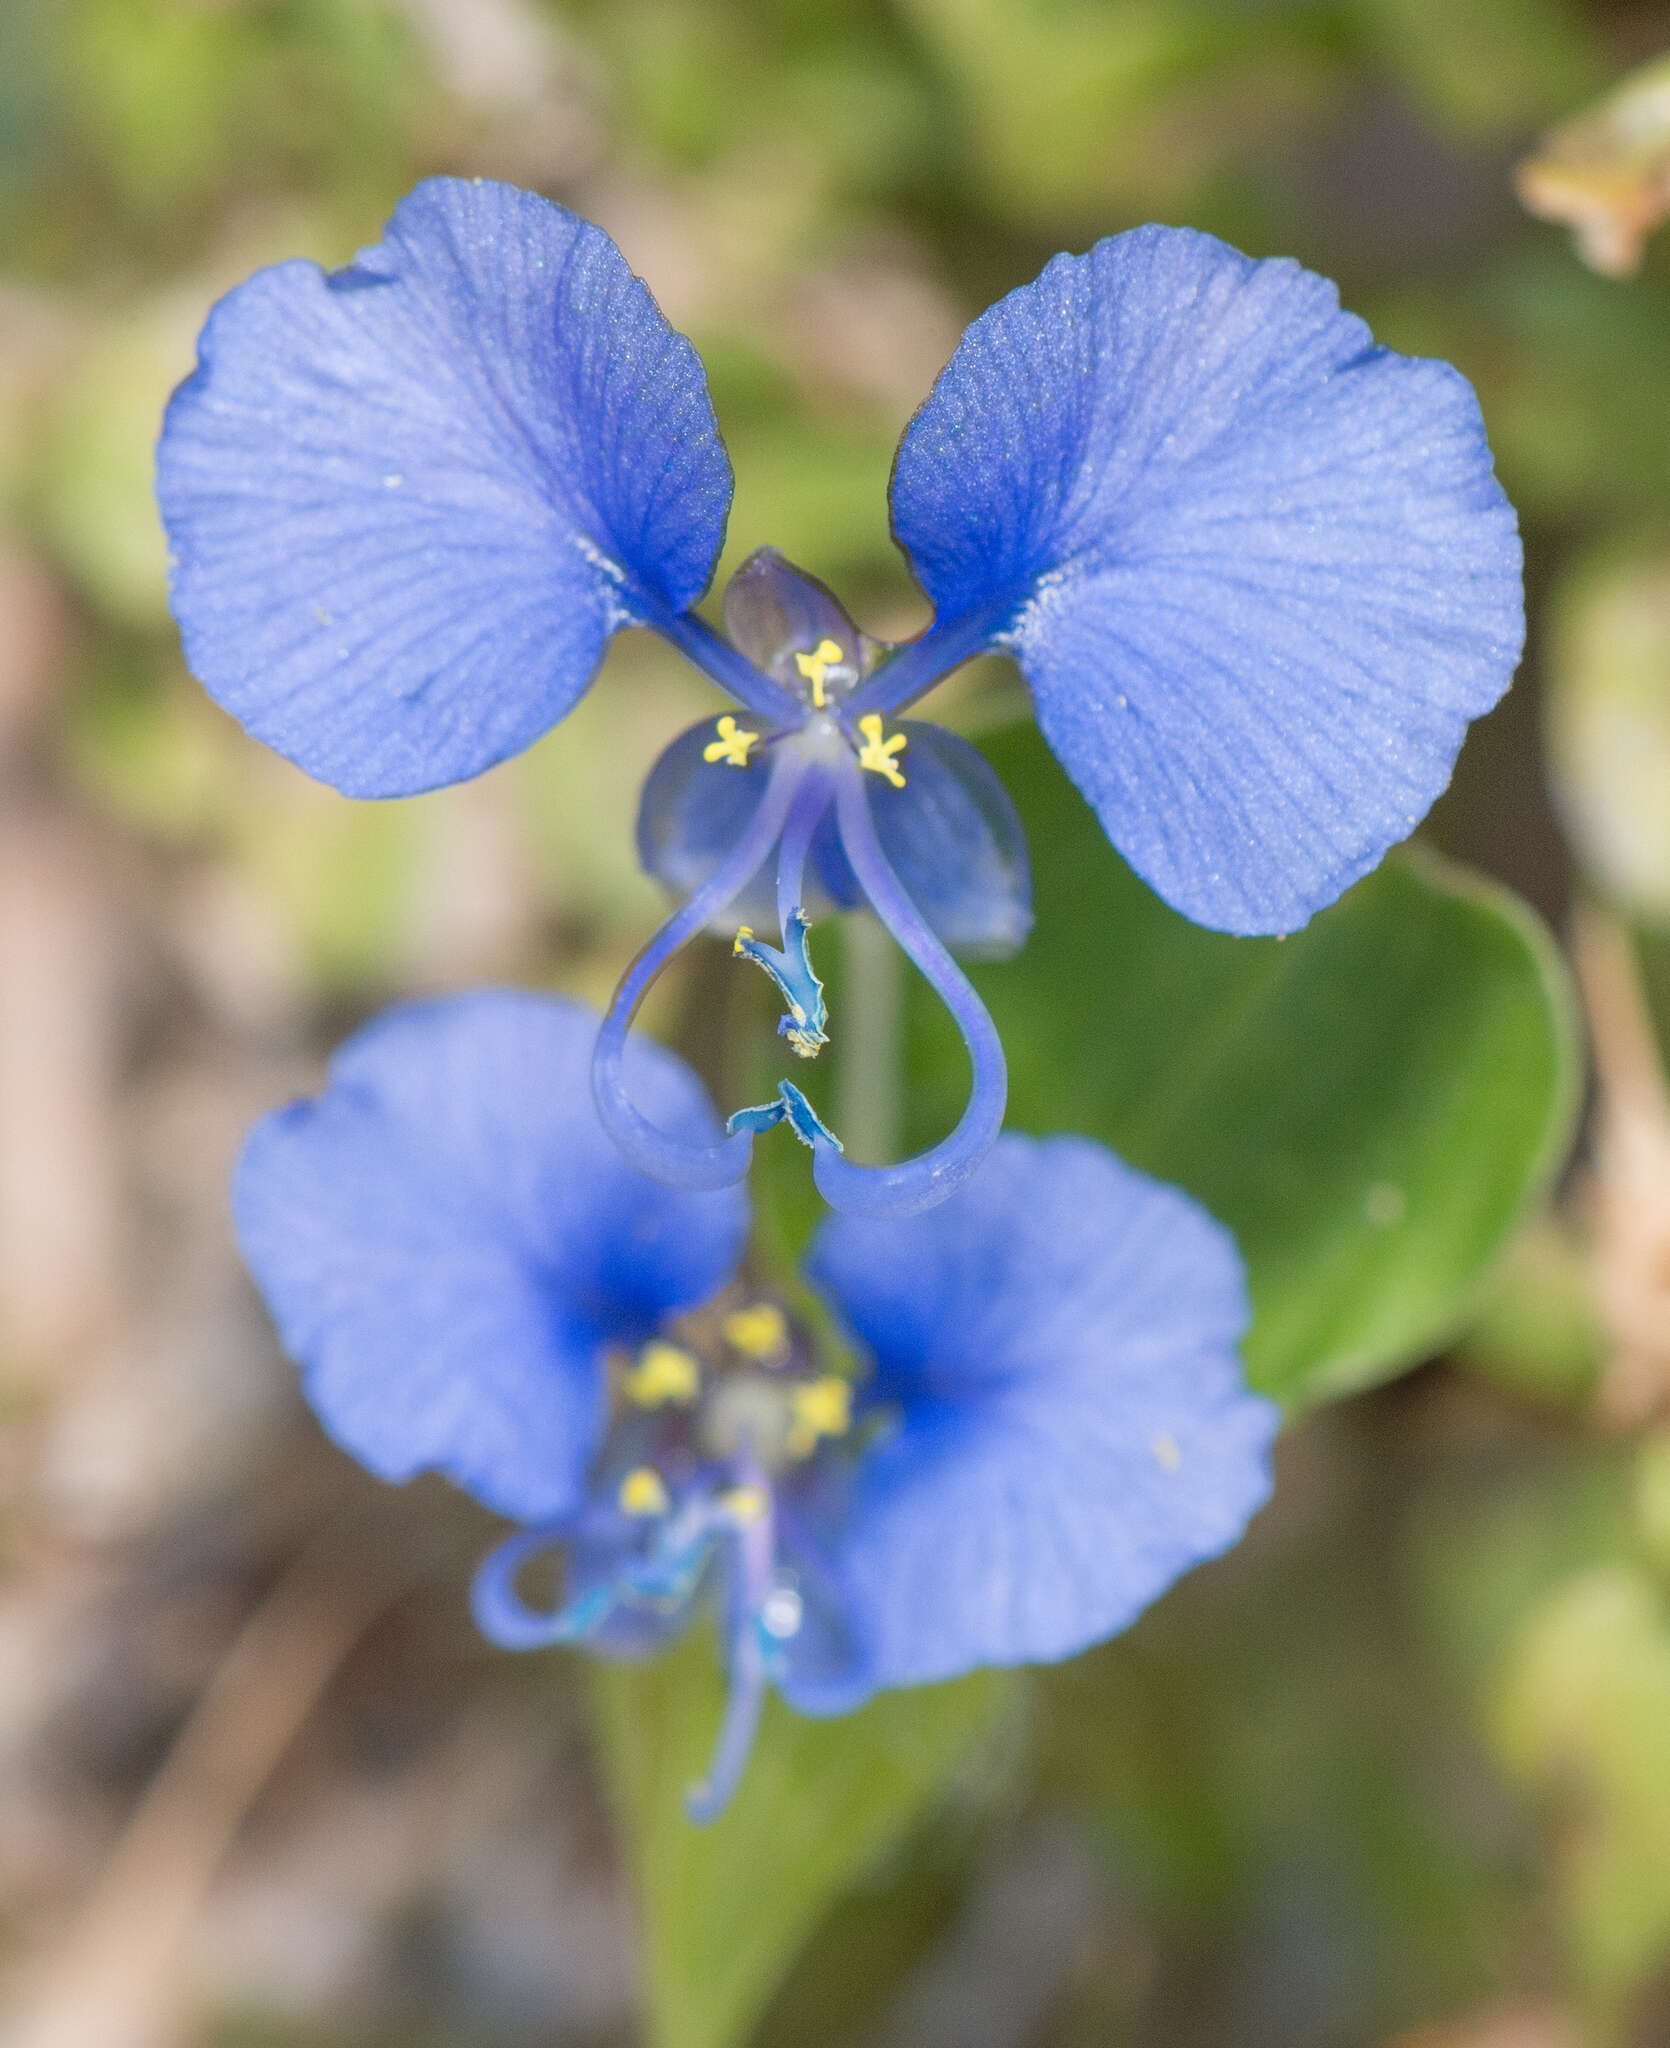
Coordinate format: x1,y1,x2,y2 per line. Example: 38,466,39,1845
619,1466,671,1517
722,1301,789,1361
1152,1433,1182,1472
856,713,907,788
623,1340,700,1407
718,1485,769,1527
786,1375,852,1459
793,636,846,709
732,924,753,956
703,715,760,768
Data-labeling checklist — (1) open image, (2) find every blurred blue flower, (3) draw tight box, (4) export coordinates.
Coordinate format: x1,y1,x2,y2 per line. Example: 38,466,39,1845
234,989,1278,1820
158,178,1521,1217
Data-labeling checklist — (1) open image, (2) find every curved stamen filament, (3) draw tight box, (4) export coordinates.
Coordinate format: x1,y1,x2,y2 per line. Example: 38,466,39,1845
471,1525,608,1649
809,762,1008,1218
686,1469,777,1823
471,1497,717,1650
594,748,807,1189
774,767,830,940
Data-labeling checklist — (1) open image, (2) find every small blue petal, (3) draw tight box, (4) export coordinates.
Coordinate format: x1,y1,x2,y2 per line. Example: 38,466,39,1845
796,1134,1277,1698
233,991,747,1523
866,723,1032,960
889,226,1523,935
635,719,858,927
158,177,733,797
635,717,1030,959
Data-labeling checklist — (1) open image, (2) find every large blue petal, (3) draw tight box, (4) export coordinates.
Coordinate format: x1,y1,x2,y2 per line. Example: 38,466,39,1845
796,1134,1276,1699
234,991,747,1523
888,226,1523,935
158,177,733,797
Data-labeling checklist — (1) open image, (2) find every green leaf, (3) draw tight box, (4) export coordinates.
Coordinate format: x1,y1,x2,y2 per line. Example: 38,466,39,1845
1493,1565,1670,2026
903,727,1580,1408
590,1631,1014,2048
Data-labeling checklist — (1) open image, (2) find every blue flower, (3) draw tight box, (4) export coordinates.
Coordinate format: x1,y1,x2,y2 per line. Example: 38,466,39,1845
157,177,1522,1217
233,988,1278,1820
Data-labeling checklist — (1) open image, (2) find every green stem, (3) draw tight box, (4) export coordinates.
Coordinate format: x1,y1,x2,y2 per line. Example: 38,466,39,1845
836,910,904,1165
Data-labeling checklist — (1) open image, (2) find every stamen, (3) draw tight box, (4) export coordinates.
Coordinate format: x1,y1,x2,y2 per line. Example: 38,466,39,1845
718,1484,769,1526
703,714,759,768
725,1078,843,1151
722,1302,789,1362
807,764,1008,1218
470,1526,612,1650
733,911,828,1057
619,1466,671,1516
793,636,846,709
785,1376,852,1458
686,1461,776,1824
623,1340,700,1406
593,749,806,1189
855,712,908,787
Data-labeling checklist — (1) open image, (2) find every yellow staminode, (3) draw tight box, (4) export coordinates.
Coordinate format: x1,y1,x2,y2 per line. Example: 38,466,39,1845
718,1485,769,1526
723,1301,789,1361
792,636,846,709
703,714,760,768
619,1465,671,1517
856,713,907,788
786,1375,852,1459
623,1340,700,1407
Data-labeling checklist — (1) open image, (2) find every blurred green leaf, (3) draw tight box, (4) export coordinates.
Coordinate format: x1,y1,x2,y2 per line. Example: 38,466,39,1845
1494,1565,1670,2029
1352,0,1603,139
39,290,200,625
591,1629,1014,2048
904,728,1580,1407
1545,537,1670,921
896,0,1335,225
1453,1211,1603,1408
1380,250,1670,525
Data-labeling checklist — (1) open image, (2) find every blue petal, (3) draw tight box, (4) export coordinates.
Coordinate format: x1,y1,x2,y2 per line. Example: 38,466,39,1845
867,723,1031,960
796,1134,1277,1698
157,177,733,797
888,226,1523,935
233,991,747,1522
634,718,859,927
635,717,1031,958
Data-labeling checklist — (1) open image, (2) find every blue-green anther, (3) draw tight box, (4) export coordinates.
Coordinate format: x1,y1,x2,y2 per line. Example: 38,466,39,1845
725,1079,844,1153
732,910,828,1057
776,1080,841,1151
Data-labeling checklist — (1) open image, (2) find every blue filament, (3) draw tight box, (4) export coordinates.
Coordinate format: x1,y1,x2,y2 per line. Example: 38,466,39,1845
685,1467,778,1823
470,1525,610,1649
593,749,807,1189
808,761,1008,1218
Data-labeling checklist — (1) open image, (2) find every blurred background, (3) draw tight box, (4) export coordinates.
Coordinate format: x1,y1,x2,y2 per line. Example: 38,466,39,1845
6,1,1670,2044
